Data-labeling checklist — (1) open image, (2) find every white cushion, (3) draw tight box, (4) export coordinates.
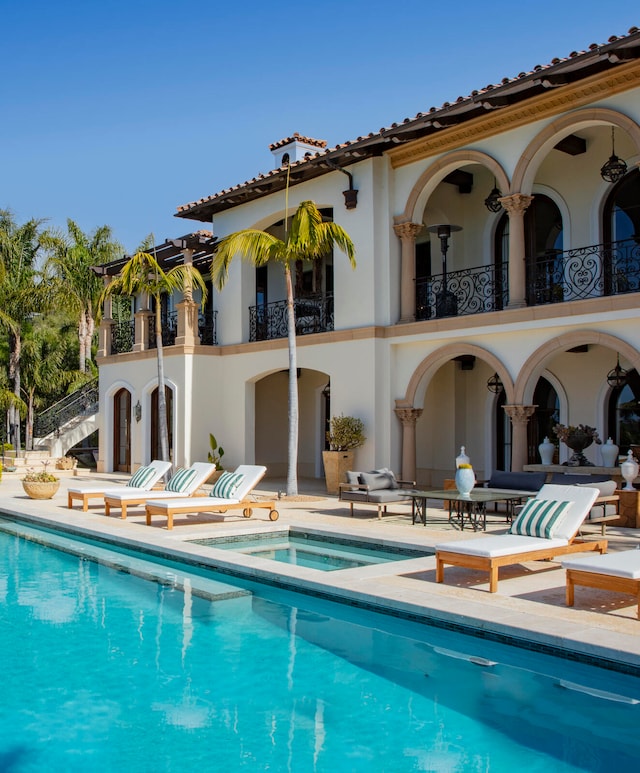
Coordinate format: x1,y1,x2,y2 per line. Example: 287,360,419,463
576,480,617,497
436,534,568,558
562,550,640,579
535,484,599,540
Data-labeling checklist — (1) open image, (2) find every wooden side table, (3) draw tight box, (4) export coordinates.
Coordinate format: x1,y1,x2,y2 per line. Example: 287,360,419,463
617,488,640,528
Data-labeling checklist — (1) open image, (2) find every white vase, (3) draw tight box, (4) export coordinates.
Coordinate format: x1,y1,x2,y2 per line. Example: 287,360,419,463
456,446,471,468
538,437,555,465
621,450,639,491
600,437,619,468
455,467,476,498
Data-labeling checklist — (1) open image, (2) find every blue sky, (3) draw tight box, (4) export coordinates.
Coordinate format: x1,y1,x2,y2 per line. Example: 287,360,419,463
1,1,638,253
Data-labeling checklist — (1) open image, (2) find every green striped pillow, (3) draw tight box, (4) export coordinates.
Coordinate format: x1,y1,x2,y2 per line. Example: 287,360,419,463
129,465,155,489
211,472,245,499
166,467,198,493
509,499,572,539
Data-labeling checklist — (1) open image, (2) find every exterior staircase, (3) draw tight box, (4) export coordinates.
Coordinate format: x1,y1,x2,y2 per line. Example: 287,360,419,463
32,379,99,459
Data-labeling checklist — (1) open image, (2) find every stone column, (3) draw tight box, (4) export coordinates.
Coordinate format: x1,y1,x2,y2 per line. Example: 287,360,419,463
395,404,423,482
503,404,537,472
134,309,153,352
97,276,113,358
499,194,533,309
176,248,199,346
393,221,423,323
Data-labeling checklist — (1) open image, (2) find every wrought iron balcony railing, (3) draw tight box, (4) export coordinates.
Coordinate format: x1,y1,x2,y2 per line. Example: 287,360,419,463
149,311,178,349
416,262,508,320
34,378,99,437
198,309,218,345
526,238,640,305
111,320,134,353
249,293,334,342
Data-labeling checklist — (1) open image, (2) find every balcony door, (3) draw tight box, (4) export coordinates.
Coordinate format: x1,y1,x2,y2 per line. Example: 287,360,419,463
523,195,564,305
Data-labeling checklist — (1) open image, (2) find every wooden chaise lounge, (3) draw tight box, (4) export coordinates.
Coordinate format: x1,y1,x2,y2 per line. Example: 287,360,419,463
145,465,278,530
563,550,640,619
435,484,607,593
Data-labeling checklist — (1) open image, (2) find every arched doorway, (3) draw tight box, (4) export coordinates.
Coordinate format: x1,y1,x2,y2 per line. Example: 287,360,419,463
528,378,560,464
524,195,564,305
603,167,640,295
113,388,131,472
150,386,173,462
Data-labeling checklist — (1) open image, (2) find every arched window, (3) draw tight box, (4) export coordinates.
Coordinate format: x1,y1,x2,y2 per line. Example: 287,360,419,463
528,378,559,464
608,369,640,449
603,168,640,295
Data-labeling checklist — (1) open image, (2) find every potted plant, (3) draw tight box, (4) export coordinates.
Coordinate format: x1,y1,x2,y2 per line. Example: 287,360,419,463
322,415,366,494
22,462,60,500
207,433,225,483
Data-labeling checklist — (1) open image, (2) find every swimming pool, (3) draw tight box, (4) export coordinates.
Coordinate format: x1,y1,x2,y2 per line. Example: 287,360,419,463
193,529,430,571
1,517,639,771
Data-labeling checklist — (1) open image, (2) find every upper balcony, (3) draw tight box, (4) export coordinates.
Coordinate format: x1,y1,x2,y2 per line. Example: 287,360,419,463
415,238,640,321
248,293,334,342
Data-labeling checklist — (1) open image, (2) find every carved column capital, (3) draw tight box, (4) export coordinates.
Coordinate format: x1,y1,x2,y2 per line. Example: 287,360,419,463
393,221,424,241
499,193,534,216
394,407,423,426
503,404,537,424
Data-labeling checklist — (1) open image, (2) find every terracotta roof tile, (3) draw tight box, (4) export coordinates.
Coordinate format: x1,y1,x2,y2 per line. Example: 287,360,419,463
268,133,327,151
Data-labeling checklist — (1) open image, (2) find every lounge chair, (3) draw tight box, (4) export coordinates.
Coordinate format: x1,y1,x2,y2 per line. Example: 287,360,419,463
563,550,640,619
104,462,215,519
435,484,607,593
67,459,173,511
145,465,278,530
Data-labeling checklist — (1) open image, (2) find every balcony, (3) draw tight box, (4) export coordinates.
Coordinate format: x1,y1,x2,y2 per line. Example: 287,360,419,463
198,309,218,345
249,293,334,342
416,262,508,320
526,238,640,305
111,320,134,354
415,239,640,321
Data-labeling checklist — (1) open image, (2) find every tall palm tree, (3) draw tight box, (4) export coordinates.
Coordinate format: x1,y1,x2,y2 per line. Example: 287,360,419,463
0,210,54,452
48,219,123,373
211,200,355,496
100,248,207,463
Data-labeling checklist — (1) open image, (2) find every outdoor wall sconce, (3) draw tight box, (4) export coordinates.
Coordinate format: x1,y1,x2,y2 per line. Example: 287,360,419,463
600,127,627,183
606,354,628,388
134,401,142,422
484,178,503,212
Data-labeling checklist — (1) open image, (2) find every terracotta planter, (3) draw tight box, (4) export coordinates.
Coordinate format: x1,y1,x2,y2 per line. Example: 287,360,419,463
322,450,354,495
207,469,224,485
22,480,61,500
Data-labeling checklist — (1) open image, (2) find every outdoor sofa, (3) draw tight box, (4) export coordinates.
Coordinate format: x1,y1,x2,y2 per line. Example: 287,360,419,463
339,468,416,519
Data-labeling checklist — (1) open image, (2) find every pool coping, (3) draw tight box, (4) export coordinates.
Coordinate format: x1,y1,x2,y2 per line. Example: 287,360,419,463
3,499,640,675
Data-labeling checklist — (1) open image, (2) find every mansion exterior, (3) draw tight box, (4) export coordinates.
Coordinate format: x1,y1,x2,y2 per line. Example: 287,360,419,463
96,27,640,487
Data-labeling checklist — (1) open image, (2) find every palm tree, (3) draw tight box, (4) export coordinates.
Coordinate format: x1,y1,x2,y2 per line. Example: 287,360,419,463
0,210,54,452
211,200,355,496
48,219,123,373
100,247,207,463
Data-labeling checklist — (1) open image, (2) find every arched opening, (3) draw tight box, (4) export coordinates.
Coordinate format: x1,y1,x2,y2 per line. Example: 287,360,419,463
608,369,640,451
524,195,564,305
254,368,330,479
150,386,173,462
603,167,640,295
528,378,560,464
113,388,131,472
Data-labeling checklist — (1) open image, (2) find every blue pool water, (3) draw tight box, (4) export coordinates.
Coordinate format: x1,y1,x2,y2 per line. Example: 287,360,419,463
1,518,640,772
195,530,429,570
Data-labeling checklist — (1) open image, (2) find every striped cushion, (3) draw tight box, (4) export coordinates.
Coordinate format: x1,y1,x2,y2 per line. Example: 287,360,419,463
129,465,155,489
509,499,572,539
166,467,198,493
211,471,245,499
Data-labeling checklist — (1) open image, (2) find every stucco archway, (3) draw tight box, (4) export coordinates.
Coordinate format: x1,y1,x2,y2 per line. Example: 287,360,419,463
512,108,640,194
514,331,640,405
397,149,510,226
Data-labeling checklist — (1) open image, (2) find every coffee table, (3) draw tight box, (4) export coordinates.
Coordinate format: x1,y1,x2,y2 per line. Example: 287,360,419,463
407,488,535,531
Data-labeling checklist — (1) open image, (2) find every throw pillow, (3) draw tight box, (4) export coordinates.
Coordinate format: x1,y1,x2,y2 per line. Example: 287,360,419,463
166,467,198,493
375,468,398,489
211,471,245,499
509,498,573,539
576,480,617,497
345,471,361,491
129,465,155,489
360,472,392,491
